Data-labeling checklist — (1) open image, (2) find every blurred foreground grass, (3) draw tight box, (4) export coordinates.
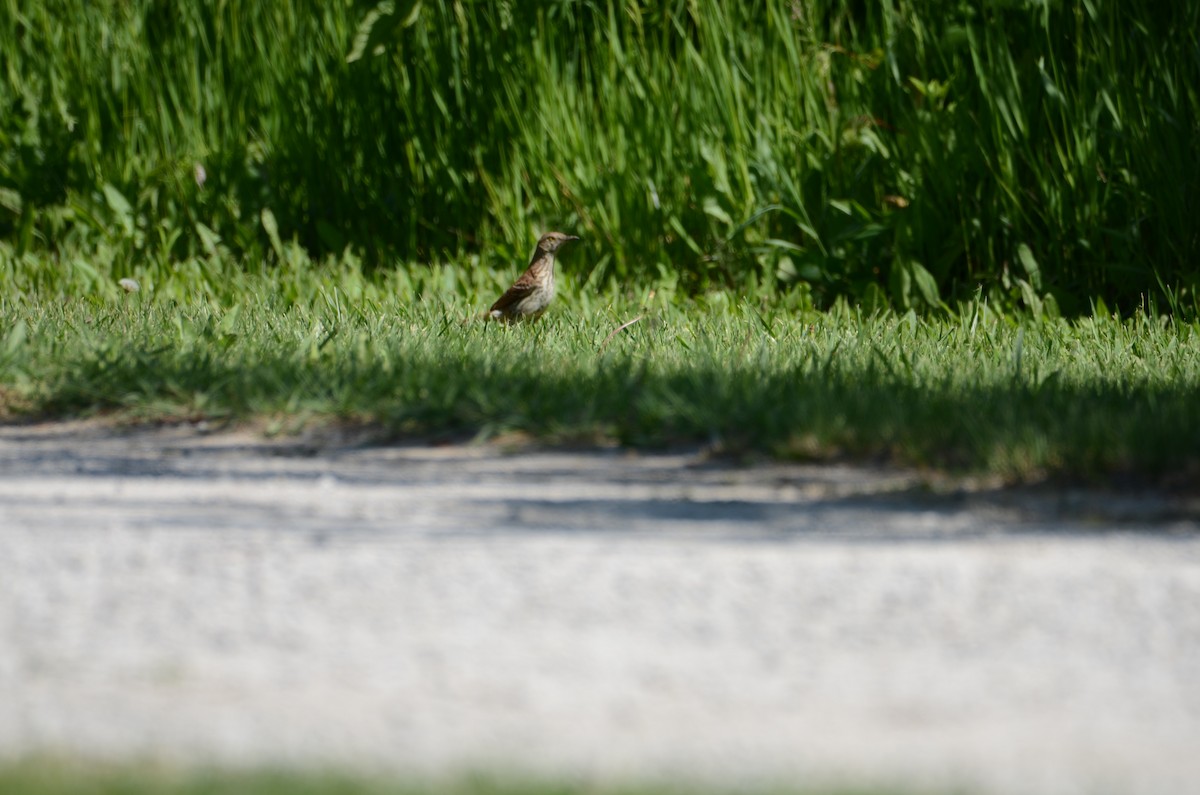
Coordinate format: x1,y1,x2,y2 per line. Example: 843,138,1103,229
0,757,934,795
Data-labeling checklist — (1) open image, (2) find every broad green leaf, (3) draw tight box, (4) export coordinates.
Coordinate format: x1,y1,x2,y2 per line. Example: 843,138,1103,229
909,260,940,308
195,222,222,257
702,197,732,226
2,319,27,358
1017,243,1042,290
217,304,242,338
102,183,134,235
261,208,284,258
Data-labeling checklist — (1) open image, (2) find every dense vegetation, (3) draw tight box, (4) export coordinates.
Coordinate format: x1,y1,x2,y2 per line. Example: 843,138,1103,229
3,1,1197,314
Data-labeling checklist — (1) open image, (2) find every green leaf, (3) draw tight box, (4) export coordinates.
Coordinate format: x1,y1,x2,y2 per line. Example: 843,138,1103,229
891,259,939,309
261,208,284,258
764,238,805,253
195,222,222,258
1018,279,1043,319
0,187,23,216
1037,58,1066,106
2,319,27,359
702,196,732,226
667,217,704,255
909,260,940,307
102,183,131,217
102,183,134,235
1017,243,1042,290
216,304,242,338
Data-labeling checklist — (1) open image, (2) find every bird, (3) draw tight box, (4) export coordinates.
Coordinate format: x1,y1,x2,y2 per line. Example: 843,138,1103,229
488,231,580,323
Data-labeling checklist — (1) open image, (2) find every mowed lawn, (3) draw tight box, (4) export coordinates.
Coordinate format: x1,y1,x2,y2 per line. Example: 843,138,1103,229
2,267,1197,488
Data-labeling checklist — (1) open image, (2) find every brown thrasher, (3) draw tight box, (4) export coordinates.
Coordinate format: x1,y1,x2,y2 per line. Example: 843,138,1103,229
488,231,580,322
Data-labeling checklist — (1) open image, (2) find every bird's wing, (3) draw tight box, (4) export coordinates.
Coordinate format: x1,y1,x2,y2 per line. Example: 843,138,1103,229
489,279,538,313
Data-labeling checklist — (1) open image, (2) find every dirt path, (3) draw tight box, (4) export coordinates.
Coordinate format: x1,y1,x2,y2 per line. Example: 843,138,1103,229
1,421,1199,795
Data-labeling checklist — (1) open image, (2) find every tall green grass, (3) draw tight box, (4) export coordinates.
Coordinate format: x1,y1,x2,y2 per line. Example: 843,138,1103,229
2,1,1197,314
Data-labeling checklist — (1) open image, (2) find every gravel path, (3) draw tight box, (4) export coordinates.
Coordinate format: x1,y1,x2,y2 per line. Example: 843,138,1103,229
1,422,1199,795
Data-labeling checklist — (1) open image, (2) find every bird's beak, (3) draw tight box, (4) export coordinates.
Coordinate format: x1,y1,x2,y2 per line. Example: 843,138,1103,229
567,235,581,242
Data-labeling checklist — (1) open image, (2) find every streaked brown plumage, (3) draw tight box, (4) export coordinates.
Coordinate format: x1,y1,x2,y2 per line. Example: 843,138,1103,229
488,232,580,322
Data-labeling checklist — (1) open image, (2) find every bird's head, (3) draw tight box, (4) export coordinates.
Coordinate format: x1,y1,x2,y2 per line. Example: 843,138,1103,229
537,231,581,254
